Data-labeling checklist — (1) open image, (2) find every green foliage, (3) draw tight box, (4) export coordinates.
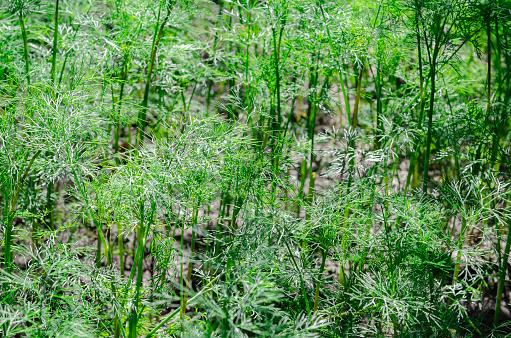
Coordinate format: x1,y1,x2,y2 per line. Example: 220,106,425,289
1,0,511,336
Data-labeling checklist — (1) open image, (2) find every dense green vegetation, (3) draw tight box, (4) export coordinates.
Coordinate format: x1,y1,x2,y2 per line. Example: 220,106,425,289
1,0,511,336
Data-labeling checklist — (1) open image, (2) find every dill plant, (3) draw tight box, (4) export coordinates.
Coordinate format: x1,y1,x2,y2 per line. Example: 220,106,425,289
1,0,511,337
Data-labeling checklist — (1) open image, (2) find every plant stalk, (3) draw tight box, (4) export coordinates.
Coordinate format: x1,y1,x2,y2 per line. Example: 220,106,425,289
494,210,511,326
19,12,30,85
50,0,59,84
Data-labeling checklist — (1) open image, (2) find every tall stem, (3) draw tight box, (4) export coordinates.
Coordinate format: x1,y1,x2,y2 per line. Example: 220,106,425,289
137,1,172,147
114,60,129,162
452,207,468,286
270,24,284,163
405,8,426,192
46,180,55,231
487,19,492,112
318,2,351,124
305,172,316,221
415,1,426,125
374,59,382,150
51,0,59,84
19,12,30,85
351,62,364,130
422,56,436,195
405,140,421,194
128,200,155,338
4,151,40,273
96,226,102,268
181,203,199,316
296,159,307,218
206,1,225,111
494,210,511,326
313,248,327,314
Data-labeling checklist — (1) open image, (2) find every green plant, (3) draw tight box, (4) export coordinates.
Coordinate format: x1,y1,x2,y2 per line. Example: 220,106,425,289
1,0,511,336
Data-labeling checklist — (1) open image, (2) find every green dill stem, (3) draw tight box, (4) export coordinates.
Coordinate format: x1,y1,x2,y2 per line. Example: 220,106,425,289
422,54,437,195
19,12,30,86
472,146,484,180
4,150,40,273
181,205,199,317
342,63,364,219
487,18,492,113
46,180,55,231
114,60,129,163
118,224,124,277
50,0,59,84
231,196,243,231
106,227,112,266
106,223,118,338
30,179,38,251
296,160,307,218
285,239,310,316
494,19,502,103
422,6,449,195
412,148,420,188
307,104,317,180
58,10,88,87
445,89,461,182
244,11,252,112
486,27,507,323
305,50,322,182
261,116,269,150
188,81,198,112
114,319,120,338
452,207,468,288
180,212,185,319
342,56,369,262
494,154,511,326
374,59,382,150
383,155,389,196
68,157,109,264
301,171,317,251
404,8,426,191
137,1,172,148
388,152,398,193
206,1,225,112
215,192,229,257
338,263,345,286
487,20,503,175
269,29,279,157
405,140,421,194
305,66,331,210
415,0,426,125
351,62,364,130
120,201,155,316
318,2,351,124
180,86,188,127
305,172,316,221
274,94,298,171
272,24,283,147
145,272,225,338
274,223,311,315
494,215,511,326
96,230,101,268
384,139,398,197
129,200,146,338
313,248,327,314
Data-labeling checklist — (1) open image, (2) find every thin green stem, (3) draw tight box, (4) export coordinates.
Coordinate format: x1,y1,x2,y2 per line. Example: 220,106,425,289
313,248,327,314
137,1,172,147
50,0,59,84
4,150,40,273
19,12,30,86
422,55,437,195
